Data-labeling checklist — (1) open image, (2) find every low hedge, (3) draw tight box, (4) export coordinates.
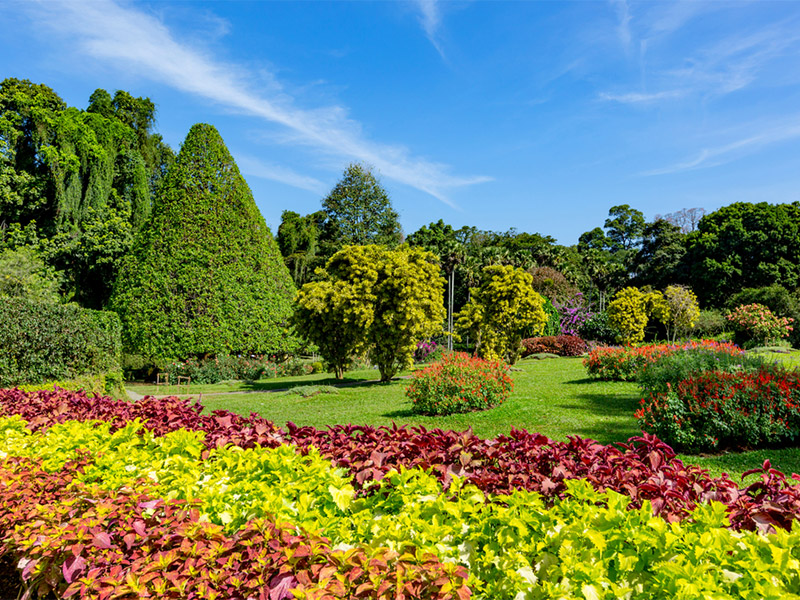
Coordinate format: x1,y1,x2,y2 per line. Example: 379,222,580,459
637,368,800,453
521,335,587,357
0,298,121,387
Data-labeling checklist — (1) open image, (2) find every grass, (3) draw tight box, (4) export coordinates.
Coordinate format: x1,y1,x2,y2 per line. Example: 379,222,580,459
126,369,379,396
128,355,800,482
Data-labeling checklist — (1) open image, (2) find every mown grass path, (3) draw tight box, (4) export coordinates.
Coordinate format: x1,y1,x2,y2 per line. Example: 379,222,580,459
129,356,800,481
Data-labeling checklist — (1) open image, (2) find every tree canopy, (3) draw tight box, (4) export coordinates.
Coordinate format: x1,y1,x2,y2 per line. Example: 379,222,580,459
0,78,174,307
109,123,297,359
320,163,403,249
685,202,800,306
294,244,445,381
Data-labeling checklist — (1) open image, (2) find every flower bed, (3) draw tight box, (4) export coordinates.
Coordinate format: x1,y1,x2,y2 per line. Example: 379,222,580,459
405,352,512,415
637,368,800,452
3,388,800,599
583,340,742,381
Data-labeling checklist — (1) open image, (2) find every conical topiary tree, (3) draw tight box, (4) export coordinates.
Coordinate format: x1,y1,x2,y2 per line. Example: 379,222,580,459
109,123,297,359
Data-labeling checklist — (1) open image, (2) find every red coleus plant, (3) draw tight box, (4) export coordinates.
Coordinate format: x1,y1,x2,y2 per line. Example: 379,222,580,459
2,388,800,533
0,456,471,600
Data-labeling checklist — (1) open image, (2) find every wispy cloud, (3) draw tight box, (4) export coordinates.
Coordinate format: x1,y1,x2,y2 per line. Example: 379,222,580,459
599,90,683,104
610,0,632,52
413,0,445,59
601,4,800,106
641,121,800,176
236,156,328,194
27,0,487,205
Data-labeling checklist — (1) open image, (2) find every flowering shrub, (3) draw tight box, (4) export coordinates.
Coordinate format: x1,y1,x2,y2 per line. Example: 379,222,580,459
406,352,513,415
413,339,443,363
637,368,800,452
521,335,587,357
553,293,594,337
637,347,772,397
726,303,794,348
583,340,743,381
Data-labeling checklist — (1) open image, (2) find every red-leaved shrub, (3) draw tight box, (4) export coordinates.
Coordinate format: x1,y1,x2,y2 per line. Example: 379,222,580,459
3,388,800,532
521,335,587,357
405,352,513,415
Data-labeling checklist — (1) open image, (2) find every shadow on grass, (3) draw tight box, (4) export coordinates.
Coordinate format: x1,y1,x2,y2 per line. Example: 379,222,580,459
242,374,378,391
563,377,625,385
566,391,642,444
382,407,417,419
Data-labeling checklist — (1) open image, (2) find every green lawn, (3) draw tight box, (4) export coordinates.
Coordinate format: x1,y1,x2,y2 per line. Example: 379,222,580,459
178,356,800,482
126,369,380,396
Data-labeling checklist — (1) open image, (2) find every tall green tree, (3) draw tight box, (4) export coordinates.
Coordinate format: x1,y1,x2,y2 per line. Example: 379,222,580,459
684,202,800,307
109,123,297,359
632,219,687,289
604,204,646,251
321,163,403,249
0,78,174,307
276,209,326,286
294,244,444,381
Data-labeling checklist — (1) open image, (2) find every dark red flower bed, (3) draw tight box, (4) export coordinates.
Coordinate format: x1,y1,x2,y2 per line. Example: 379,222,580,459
2,388,800,532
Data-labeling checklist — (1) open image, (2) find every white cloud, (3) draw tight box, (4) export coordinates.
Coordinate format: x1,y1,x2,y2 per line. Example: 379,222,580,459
413,0,445,58
600,90,683,104
611,0,632,51
235,156,328,194
28,0,488,204
641,121,800,176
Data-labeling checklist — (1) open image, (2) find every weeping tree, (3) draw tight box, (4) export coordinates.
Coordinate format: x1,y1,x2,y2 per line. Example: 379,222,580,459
109,123,298,359
0,78,174,307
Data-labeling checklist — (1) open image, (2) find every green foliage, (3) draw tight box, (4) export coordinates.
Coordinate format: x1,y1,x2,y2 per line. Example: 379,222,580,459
6,415,800,599
579,311,619,344
295,245,445,381
0,78,174,307
321,163,403,249
607,287,650,344
457,265,547,363
685,202,800,307
109,123,297,360
632,219,687,288
662,285,700,342
0,297,121,386
604,204,646,251
406,352,513,415
276,209,326,286
540,296,561,336
693,309,729,339
0,246,61,302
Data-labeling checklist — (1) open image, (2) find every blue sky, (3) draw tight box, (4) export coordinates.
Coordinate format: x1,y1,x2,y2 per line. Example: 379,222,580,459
2,1,800,244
